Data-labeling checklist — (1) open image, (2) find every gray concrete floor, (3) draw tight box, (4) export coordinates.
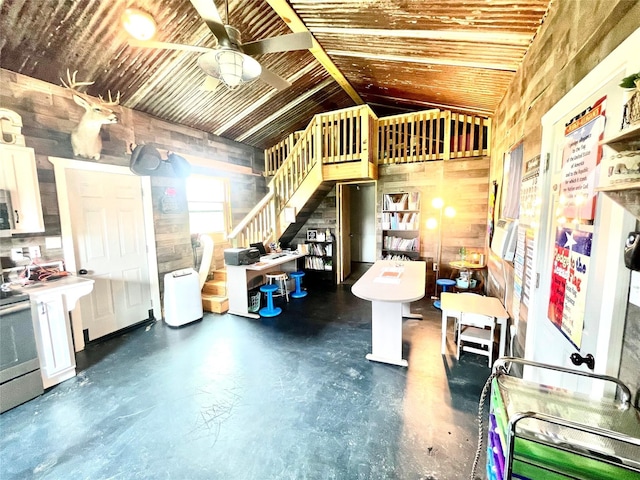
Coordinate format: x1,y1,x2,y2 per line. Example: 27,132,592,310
1,263,490,479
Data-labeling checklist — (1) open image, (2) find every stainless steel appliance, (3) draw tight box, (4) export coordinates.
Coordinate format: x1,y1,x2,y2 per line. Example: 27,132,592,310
0,291,43,413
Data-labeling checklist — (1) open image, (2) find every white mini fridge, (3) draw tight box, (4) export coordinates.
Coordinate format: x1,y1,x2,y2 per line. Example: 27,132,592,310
163,268,203,327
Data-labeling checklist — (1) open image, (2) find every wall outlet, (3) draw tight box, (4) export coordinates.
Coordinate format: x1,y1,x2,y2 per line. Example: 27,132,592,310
11,248,24,262
29,246,41,258
433,262,439,271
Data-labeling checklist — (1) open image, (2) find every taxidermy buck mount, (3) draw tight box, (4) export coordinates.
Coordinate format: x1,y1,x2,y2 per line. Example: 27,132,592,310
61,69,120,160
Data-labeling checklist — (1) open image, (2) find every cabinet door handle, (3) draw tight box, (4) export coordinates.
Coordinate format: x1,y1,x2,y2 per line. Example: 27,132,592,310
14,210,19,224
40,302,46,315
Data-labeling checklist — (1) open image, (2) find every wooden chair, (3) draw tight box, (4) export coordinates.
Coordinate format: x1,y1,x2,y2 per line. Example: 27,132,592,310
456,311,496,367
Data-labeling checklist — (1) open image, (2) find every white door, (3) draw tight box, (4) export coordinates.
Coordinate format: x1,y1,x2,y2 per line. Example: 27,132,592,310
529,42,638,395
66,169,152,340
337,184,351,282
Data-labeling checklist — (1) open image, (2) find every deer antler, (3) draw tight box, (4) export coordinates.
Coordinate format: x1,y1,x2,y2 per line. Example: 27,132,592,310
98,91,121,106
60,68,94,92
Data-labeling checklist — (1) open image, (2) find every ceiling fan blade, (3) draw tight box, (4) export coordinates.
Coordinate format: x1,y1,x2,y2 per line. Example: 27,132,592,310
200,76,221,91
190,0,231,47
242,32,313,56
260,67,291,91
128,39,213,54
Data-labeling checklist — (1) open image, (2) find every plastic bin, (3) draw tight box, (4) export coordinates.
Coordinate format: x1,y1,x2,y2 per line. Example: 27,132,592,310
248,290,261,313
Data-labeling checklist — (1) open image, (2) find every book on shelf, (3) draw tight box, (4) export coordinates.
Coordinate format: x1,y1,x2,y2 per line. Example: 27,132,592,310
384,193,409,211
383,235,417,252
305,256,331,270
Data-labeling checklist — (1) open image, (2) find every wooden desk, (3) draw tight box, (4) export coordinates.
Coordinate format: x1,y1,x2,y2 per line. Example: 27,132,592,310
352,260,426,367
440,292,509,357
226,253,305,319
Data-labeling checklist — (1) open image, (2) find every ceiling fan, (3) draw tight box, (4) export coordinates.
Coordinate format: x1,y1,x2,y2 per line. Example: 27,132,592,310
127,0,313,91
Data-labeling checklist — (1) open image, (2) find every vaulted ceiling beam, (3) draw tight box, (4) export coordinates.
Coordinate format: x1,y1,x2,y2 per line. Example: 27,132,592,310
265,0,364,105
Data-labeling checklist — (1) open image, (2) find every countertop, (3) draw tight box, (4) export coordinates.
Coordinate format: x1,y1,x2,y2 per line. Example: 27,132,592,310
15,276,94,309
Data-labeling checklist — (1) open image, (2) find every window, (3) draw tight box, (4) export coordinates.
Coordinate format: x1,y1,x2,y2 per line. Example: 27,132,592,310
186,175,230,234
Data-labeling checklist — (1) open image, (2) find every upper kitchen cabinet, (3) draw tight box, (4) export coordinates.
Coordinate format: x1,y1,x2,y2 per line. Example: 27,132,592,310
0,109,44,235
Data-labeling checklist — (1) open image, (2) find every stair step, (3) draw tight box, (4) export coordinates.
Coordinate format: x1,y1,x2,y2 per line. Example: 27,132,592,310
203,280,226,296
210,269,227,281
201,294,229,314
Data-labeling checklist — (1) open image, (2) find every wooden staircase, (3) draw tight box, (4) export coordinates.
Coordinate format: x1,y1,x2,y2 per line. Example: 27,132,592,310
227,105,491,248
201,269,229,314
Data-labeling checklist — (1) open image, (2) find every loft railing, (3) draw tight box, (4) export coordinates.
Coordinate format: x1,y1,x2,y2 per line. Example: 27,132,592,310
378,110,449,164
234,107,491,246
378,110,491,164
264,131,303,177
449,113,492,159
230,105,374,246
265,108,491,173
268,119,319,213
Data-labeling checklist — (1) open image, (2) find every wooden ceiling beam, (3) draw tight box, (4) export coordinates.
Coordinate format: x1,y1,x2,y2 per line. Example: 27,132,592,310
266,0,364,105
327,50,518,72
310,27,532,46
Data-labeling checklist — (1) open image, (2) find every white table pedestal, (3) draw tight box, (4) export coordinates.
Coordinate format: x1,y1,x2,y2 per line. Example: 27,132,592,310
365,301,408,367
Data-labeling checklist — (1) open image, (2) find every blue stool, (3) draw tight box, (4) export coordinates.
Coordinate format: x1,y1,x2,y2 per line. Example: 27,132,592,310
434,278,456,309
290,271,308,298
259,284,282,317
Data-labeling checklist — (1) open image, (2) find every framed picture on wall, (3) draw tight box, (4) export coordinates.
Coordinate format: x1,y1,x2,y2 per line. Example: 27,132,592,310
307,229,317,241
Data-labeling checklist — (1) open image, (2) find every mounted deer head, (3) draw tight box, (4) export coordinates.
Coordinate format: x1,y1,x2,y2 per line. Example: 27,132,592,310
61,69,120,160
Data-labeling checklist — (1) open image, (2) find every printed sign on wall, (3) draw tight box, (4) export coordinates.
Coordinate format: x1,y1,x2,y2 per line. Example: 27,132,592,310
560,97,606,221
547,228,592,348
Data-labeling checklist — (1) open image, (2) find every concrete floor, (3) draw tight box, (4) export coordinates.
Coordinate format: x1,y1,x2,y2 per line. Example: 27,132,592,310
1,263,491,479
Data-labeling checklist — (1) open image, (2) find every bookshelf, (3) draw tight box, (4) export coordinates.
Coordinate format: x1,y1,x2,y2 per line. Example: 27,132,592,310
303,232,335,284
381,192,421,260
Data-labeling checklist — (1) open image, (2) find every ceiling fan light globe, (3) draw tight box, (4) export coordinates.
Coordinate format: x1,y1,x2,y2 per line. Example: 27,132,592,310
216,50,245,88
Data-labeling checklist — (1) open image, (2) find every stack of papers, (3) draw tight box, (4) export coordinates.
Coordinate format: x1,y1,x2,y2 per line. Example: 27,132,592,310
374,267,403,284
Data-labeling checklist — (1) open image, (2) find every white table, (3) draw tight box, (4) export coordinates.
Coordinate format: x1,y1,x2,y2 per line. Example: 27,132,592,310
440,292,509,358
226,252,305,319
352,260,426,367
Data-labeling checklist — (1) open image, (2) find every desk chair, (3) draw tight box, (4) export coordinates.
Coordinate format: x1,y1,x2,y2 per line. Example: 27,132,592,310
456,311,496,367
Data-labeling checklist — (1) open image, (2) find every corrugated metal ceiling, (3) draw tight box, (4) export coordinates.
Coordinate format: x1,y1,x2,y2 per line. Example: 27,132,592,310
0,0,551,150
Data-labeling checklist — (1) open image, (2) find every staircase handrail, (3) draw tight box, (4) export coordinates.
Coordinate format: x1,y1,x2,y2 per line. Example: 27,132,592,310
267,115,319,212
227,190,275,242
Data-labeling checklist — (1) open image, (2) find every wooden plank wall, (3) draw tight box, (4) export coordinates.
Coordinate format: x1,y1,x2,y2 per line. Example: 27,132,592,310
377,157,490,280
0,69,265,296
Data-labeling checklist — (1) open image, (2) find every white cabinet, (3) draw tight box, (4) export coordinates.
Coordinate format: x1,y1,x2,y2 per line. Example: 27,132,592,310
31,293,76,389
0,143,44,235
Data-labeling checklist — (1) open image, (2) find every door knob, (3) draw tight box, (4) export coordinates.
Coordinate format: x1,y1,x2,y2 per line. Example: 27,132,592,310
570,352,595,370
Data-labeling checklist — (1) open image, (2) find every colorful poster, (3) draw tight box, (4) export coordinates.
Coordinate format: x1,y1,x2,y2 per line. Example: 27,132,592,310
560,98,606,221
547,228,592,348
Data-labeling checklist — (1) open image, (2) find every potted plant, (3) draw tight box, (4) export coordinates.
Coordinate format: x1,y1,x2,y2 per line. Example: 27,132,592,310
619,72,640,91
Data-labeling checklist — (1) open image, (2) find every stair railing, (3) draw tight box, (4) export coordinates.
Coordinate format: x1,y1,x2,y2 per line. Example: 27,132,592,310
227,190,276,247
